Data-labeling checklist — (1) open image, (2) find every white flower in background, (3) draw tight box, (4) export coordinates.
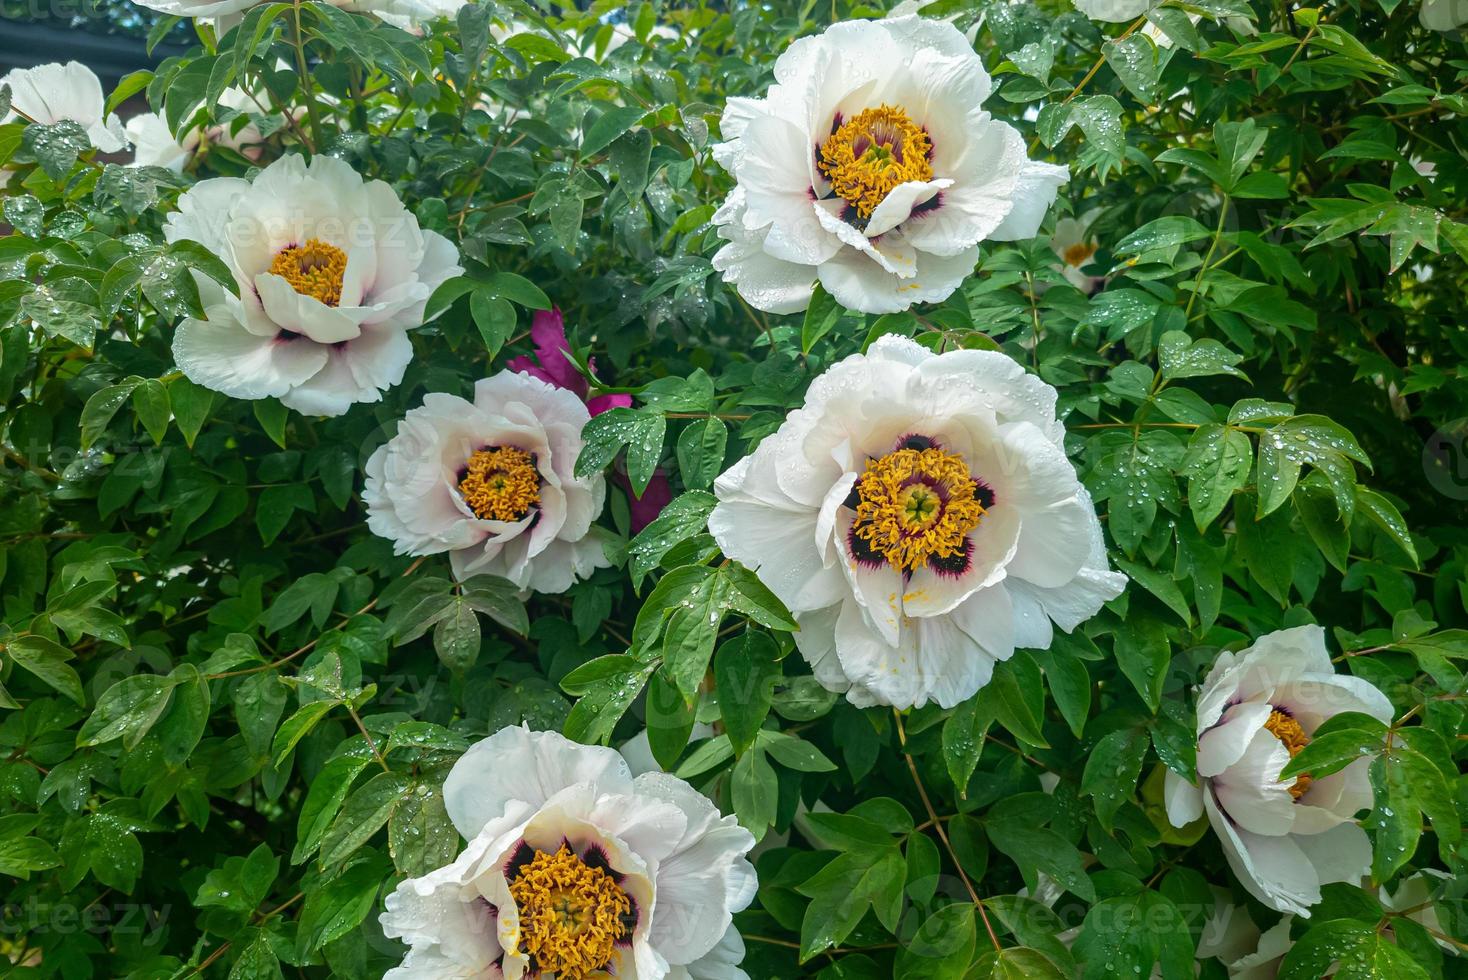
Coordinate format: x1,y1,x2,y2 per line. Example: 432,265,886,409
1422,0,1468,30
1074,0,1152,21
127,88,285,173
1382,871,1458,954
166,154,460,416
363,370,611,593
1165,626,1394,917
1226,916,1292,979
125,0,466,31
709,335,1125,710
380,726,757,980
126,113,197,173
1050,211,1104,293
0,61,126,153
710,15,1069,315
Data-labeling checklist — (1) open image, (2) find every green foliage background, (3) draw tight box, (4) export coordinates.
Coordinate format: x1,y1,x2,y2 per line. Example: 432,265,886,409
0,0,1465,976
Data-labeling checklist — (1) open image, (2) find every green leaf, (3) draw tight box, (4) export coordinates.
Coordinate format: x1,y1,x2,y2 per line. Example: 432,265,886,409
295,859,385,958
987,823,1095,901
713,632,780,755
272,699,341,766
580,105,648,158
731,746,778,840
1080,727,1148,831
1074,891,1193,979
895,902,975,980
969,948,1067,979
77,674,176,748
7,635,84,704
627,491,716,588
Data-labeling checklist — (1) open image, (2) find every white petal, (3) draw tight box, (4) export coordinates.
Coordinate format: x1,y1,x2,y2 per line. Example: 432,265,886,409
171,312,326,401
442,726,633,839
817,242,976,314
1163,770,1204,827
1422,0,1468,29
710,449,846,613
988,159,1070,242
1211,726,1297,836
1197,700,1273,778
1205,789,1320,917
634,772,757,963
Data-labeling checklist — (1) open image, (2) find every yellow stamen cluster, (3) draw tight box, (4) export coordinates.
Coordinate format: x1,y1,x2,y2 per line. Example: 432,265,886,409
817,105,933,221
268,238,348,307
459,447,540,522
853,447,984,572
1062,241,1099,269
507,844,631,979
1264,709,1313,799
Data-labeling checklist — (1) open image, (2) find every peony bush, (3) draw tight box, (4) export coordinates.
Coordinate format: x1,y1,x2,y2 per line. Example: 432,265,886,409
0,0,1465,977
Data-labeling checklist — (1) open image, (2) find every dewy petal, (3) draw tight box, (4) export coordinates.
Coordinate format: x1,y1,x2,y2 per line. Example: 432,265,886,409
1204,789,1322,917
712,191,817,315
989,159,1072,242
864,179,951,238
1074,0,1156,23
441,726,633,840
633,772,757,964
817,241,977,315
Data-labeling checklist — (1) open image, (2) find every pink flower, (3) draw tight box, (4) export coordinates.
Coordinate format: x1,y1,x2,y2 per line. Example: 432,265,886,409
619,467,674,534
507,308,671,532
507,309,632,416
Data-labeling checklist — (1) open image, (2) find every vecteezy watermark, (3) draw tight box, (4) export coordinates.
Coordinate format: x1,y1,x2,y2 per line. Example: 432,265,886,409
1422,418,1468,501
0,898,171,945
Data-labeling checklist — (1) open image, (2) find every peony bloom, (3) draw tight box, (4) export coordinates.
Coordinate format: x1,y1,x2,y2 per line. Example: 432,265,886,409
126,112,197,174
507,309,672,533
708,335,1125,710
363,370,611,593
379,726,757,980
710,15,1069,315
126,0,466,30
1422,0,1468,29
1164,626,1394,917
1073,0,1153,20
127,88,287,173
166,154,460,416
0,61,126,154
1049,211,1104,293
1226,916,1292,979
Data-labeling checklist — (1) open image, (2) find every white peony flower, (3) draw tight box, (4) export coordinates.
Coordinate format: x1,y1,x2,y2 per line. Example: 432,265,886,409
1226,915,1293,979
126,0,466,30
1421,0,1468,30
379,726,757,980
1164,626,1395,917
363,370,612,593
710,15,1069,315
1073,0,1152,22
0,61,126,154
127,88,288,173
165,154,460,416
708,335,1125,710
1050,210,1105,293
126,112,199,173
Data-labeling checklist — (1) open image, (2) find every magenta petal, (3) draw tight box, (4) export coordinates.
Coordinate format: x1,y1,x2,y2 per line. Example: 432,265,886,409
587,393,634,416
527,308,588,397
506,356,557,387
626,468,673,534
